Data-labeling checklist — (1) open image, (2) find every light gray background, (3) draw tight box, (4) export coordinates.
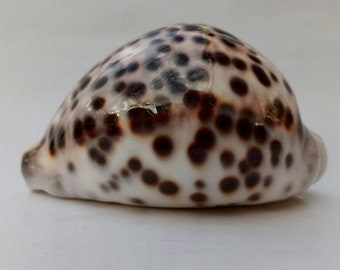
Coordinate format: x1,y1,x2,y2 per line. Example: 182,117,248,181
1,1,339,269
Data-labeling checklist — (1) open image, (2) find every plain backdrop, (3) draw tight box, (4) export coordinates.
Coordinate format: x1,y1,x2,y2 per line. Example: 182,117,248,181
1,1,339,269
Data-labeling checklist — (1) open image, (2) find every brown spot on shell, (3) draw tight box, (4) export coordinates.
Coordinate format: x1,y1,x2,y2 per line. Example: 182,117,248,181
130,198,145,205
285,154,293,168
73,119,85,145
220,176,239,193
141,169,159,186
195,180,205,189
128,157,142,172
104,113,122,138
159,181,179,195
245,172,261,188
263,175,273,188
153,136,174,157
248,193,261,202
220,150,235,167
88,148,106,165
190,193,207,203
246,147,263,168
128,104,171,135
83,115,96,138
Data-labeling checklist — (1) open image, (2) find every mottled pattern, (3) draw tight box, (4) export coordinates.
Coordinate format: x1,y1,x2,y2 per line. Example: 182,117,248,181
21,24,327,208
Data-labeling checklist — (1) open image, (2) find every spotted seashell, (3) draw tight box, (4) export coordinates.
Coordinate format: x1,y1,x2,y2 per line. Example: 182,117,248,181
21,24,327,207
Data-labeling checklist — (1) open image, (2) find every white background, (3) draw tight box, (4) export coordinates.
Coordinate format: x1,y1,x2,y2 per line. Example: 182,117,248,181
1,1,339,269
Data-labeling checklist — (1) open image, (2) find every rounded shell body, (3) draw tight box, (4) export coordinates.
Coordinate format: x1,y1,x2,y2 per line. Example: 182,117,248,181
22,24,327,207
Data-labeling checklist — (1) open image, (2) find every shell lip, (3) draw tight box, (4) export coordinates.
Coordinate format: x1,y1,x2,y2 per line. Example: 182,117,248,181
311,131,327,183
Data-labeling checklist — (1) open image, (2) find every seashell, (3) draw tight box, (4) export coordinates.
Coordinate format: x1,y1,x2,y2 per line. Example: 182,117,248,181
21,24,327,207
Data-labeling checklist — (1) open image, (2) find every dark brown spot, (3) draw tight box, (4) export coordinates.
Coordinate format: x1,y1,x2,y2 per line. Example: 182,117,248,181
232,57,247,70
273,98,285,119
215,52,230,65
183,90,200,109
283,79,293,94
297,113,304,139
144,57,162,71
220,150,235,167
220,176,239,193
174,52,189,66
230,77,248,96
253,125,267,144
83,115,96,138
246,147,263,168
98,137,112,152
114,67,126,78
157,44,171,53
195,128,215,150
57,128,66,149
130,198,145,205
126,61,139,72
71,99,78,111
221,37,236,48
248,193,261,202
284,108,294,129
79,76,91,90
190,193,207,203
168,81,188,94
121,168,130,178
163,68,179,83
198,93,216,122
113,81,126,93
195,180,205,189
49,139,56,156
159,181,179,195
73,119,85,145
202,50,215,63
238,159,250,174
128,157,142,172
108,180,119,190
125,82,146,97
104,113,122,138
172,35,184,42
186,68,208,82
184,24,201,31
91,97,105,110
215,114,233,134
67,162,75,172
251,64,271,87
93,76,108,90
270,140,282,166
153,136,174,157
270,72,278,82
248,54,262,64
88,148,106,165
128,105,170,135
245,172,260,188
236,118,252,140
263,175,273,187
151,78,164,89
141,169,159,186
285,154,293,168
192,36,209,44
187,143,207,165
